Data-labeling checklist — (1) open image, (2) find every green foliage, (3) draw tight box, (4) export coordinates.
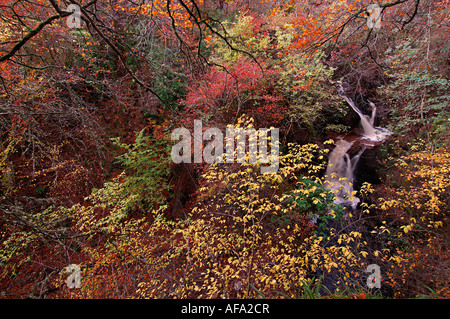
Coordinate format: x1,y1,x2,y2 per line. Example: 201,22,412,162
382,44,450,147
271,27,340,138
291,178,334,214
324,124,350,133
207,12,270,65
145,43,187,105
68,130,171,236
110,129,172,214
284,177,344,239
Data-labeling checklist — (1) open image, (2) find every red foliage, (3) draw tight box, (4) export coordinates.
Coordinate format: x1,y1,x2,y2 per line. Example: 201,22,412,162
182,59,264,122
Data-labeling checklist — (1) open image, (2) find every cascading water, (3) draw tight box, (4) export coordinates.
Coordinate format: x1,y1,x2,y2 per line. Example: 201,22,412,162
324,94,392,210
323,139,361,209
340,95,378,139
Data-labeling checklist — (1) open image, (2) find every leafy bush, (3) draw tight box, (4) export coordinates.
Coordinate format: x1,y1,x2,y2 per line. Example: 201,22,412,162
381,40,450,148
110,129,172,215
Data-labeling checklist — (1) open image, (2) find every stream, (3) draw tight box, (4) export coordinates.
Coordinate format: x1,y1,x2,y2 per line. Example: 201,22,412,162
324,93,392,210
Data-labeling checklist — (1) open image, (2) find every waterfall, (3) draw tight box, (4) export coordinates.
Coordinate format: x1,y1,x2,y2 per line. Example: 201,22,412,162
368,101,377,126
324,139,361,209
340,94,392,142
324,94,392,210
340,95,378,139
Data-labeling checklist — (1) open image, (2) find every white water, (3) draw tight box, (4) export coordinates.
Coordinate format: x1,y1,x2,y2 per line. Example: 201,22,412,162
324,96,392,209
324,139,361,209
341,95,378,139
340,95,393,142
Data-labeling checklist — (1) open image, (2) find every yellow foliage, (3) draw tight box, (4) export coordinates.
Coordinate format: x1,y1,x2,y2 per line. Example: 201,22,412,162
135,116,369,298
